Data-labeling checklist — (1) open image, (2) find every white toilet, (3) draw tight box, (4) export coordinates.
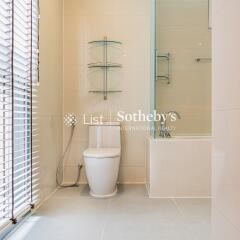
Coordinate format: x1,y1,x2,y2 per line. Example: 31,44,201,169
83,122,121,198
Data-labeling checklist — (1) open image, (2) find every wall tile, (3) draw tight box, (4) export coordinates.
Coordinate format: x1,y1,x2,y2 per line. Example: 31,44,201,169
39,0,63,199
212,0,240,238
156,0,211,135
63,0,151,183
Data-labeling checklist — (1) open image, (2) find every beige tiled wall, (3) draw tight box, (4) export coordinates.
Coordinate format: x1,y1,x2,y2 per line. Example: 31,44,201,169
156,0,211,136
147,137,211,198
212,0,240,239
39,0,63,199
63,0,151,183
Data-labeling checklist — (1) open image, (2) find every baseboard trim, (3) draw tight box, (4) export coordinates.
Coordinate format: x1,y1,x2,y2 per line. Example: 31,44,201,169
33,188,59,211
62,181,88,185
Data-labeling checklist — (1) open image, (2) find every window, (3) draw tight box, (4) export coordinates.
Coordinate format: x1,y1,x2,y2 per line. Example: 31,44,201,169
0,0,39,230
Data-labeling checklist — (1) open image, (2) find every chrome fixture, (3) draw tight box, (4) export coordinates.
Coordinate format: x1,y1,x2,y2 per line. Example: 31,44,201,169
195,57,211,62
156,50,170,84
159,111,181,138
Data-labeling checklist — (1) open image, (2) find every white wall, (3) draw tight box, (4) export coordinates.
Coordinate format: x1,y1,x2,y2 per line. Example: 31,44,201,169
39,0,63,199
63,0,151,184
212,0,240,239
147,137,211,198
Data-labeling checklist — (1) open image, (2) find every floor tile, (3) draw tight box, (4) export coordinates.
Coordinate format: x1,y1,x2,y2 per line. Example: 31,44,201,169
6,185,211,240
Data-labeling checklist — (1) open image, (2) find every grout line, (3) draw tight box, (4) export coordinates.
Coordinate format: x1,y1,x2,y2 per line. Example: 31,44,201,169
214,205,240,234
172,198,212,240
100,199,112,240
171,198,177,206
62,0,65,181
172,198,188,223
172,198,195,234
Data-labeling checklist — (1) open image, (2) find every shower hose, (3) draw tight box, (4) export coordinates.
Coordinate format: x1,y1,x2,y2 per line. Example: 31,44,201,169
56,125,83,187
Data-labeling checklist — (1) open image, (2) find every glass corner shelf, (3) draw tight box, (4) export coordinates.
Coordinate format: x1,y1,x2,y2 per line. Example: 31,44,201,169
88,62,122,68
88,90,122,93
88,40,122,45
88,36,123,100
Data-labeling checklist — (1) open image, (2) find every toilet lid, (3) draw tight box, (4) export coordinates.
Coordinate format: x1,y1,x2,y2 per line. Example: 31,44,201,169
83,148,121,158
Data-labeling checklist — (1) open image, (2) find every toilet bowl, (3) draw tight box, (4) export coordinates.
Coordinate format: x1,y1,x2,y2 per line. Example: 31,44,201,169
83,122,121,198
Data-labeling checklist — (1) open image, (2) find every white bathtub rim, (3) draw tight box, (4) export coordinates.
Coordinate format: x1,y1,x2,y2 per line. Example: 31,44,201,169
147,135,212,141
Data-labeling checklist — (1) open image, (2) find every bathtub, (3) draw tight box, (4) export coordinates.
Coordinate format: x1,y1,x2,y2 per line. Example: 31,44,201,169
146,136,212,198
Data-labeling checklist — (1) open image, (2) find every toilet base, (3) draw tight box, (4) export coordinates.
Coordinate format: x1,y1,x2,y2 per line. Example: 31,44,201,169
89,187,118,198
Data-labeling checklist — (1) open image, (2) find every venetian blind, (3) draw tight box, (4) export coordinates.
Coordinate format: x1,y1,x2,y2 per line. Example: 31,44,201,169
0,0,39,229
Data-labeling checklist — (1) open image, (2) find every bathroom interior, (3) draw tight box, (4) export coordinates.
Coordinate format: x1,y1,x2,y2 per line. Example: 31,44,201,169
1,0,240,239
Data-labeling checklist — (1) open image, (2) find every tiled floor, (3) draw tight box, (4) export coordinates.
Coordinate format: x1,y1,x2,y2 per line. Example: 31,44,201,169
7,185,211,240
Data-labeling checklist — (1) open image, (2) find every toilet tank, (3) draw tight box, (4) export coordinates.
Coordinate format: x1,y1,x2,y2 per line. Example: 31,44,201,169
88,122,121,148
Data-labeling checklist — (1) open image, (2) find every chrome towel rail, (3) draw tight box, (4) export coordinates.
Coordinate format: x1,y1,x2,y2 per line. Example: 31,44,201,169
156,51,170,84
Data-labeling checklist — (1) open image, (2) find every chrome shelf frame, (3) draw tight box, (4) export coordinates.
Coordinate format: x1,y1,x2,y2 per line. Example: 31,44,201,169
88,62,122,68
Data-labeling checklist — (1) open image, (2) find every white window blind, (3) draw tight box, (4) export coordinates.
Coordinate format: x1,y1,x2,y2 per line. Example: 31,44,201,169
0,0,13,228
0,0,39,229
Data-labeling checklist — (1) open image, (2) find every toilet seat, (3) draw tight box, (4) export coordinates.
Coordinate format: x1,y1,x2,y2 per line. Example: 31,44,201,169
83,148,120,158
